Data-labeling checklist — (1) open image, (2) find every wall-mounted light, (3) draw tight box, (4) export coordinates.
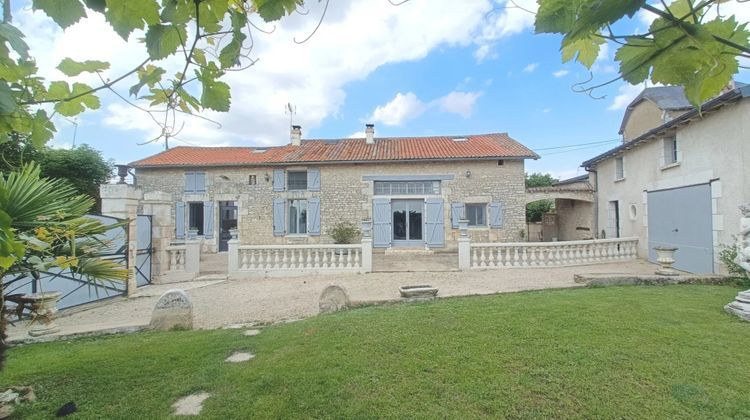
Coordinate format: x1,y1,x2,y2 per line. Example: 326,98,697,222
465,170,471,179
264,173,270,182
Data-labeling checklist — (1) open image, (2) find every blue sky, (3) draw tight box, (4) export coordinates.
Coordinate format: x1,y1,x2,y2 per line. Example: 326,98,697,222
13,0,750,180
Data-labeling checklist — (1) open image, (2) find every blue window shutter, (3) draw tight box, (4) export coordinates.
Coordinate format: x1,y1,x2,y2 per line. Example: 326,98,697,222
273,169,285,192
175,202,186,238
203,201,214,238
308,168,321,191
425,198,444,247
373,198,391,247
451,202,465,228
308,197,321,235
489,202,504,228
185,172,195,192
195,172,206,192
273,198,285,236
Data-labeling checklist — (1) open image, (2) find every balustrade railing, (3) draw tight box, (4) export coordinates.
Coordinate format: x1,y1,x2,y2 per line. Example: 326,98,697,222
165,245,187,271
234,244,363,272
468,237,638,269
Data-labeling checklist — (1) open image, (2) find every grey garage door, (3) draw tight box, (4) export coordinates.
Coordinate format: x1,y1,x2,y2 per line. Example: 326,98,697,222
647,184,714,273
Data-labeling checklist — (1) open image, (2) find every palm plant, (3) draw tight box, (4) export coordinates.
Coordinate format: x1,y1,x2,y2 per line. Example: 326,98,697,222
1,163,128,369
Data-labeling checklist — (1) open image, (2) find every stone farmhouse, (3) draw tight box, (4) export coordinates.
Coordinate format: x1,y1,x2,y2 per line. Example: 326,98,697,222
129,125,539,253
581,82,750,274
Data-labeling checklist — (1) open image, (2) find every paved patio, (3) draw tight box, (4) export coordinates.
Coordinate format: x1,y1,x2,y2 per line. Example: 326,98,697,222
7,260,661,342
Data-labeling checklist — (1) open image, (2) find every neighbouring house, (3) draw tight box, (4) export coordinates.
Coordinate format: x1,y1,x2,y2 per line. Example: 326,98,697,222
525,174,596,242
581,82,750,274
129,125,539,253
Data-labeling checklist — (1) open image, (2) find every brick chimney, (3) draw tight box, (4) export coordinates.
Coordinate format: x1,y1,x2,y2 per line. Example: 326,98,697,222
291,125,302,146
365,124,374,144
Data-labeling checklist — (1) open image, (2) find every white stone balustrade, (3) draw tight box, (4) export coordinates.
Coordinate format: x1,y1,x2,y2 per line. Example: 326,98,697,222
164,239,200,282
230,244,366,276
467,237,639,269
166,245,187,271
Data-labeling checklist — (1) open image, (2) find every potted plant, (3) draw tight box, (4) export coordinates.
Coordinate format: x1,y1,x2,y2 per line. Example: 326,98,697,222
327,222,360,254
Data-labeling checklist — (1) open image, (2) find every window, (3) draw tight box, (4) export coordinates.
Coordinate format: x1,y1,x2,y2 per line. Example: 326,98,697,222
288,199,307,234
248,174,257,185
466,204,486,227
663,136,678,165
188,202,204,235
184,172,206,192
287,171,307,190
374,181,440,195
497,160,504,166
615,156,625,180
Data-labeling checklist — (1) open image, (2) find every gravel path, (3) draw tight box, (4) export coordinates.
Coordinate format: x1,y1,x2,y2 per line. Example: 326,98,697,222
7,260,659,341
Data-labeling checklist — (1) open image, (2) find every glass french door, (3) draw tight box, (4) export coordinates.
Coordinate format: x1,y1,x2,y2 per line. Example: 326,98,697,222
392,200,424,246
219,201,237,252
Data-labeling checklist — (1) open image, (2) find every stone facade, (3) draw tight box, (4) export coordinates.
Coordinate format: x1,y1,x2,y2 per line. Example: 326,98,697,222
134,158,527,250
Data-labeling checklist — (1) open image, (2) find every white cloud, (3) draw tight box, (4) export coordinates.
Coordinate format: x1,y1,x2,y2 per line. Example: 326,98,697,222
435,91,483,118
523,63,539,73
473,0,537,61
369,92,427,126
608,83,645,111
16,0,503,148
542,108,551,113
348,131,366,138
553,69,569,78
368,90,483,125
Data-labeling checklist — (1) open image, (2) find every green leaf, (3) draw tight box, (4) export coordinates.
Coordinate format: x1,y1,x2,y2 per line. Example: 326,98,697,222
219,32,246,68
0,80,18,115
192,48,207,66
567,0,646,41
145,24,187,60
57,58,110,76
201,79,230,111
51,82,100,116
561,35,603,68
0,22,30,59
615,37,660,85
32,0,87,29
252,0,301,23
129,64,166,97
83,0,107,13
30,110,56,148
535,0,580,34
197,0,229,33
104,0,160,40
161,0,195,25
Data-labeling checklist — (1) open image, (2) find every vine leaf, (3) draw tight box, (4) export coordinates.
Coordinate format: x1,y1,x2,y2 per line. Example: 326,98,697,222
32,0,87,29
104,0,160,40
145,24,187,60
30,110,56,148
252,0,303,23
0,80,18,115
57,58,110,77
129,65,166,97
0,22,30,60
48,81,101,116
561,35,603,68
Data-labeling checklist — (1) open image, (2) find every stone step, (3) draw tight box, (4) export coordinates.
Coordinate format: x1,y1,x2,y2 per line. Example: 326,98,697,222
194,274,228,282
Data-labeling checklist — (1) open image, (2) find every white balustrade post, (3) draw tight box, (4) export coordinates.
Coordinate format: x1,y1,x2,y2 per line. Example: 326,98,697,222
184,239,201,276
361,220,373,273
458,219,471,270
228,240,240,275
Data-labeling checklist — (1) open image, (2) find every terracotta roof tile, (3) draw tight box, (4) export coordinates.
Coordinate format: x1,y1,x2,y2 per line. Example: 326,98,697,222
129,133,538,168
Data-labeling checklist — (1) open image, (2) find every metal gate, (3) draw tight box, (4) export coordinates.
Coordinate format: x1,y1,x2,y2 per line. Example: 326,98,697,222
647,184,714,273
135,215,153,286
2,214,128,310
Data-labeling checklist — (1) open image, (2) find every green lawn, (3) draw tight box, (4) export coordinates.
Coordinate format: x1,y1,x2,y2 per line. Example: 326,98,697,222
2,285,750,419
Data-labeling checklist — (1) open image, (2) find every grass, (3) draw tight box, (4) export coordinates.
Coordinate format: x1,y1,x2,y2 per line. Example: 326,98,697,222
2,285,750,419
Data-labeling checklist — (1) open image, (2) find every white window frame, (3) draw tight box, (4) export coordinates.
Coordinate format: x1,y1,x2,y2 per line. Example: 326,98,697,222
661,136,679,168
614,156,625,181
288,199,308,235
466,203,487,227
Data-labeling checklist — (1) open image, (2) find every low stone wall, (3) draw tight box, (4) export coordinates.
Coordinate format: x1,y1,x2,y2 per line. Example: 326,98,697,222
574,273,730,286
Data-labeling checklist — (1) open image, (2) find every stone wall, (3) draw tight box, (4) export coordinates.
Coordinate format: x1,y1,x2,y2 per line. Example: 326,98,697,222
555,199,594,240
134,158,528,249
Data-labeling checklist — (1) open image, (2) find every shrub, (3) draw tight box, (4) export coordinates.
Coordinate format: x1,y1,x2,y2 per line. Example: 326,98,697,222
718,240,750,288
326,222,360,244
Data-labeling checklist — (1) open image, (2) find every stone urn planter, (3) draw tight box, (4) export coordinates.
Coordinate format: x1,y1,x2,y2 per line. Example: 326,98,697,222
25,291,62,337
654,246,679,276
399,285,438,301
187,227,199,240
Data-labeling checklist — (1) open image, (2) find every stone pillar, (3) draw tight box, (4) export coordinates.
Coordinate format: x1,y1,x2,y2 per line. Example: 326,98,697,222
184,239,201,275
361,220,373,273
228,239,240,275
458,219,470,271
140,191,173,282
725,203,750,321
100,184,142,296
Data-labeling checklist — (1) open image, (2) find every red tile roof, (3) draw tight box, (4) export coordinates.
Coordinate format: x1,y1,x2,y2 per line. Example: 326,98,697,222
129,133,538,168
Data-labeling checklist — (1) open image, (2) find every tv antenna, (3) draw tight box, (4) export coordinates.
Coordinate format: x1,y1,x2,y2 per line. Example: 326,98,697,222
285,102,296,129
